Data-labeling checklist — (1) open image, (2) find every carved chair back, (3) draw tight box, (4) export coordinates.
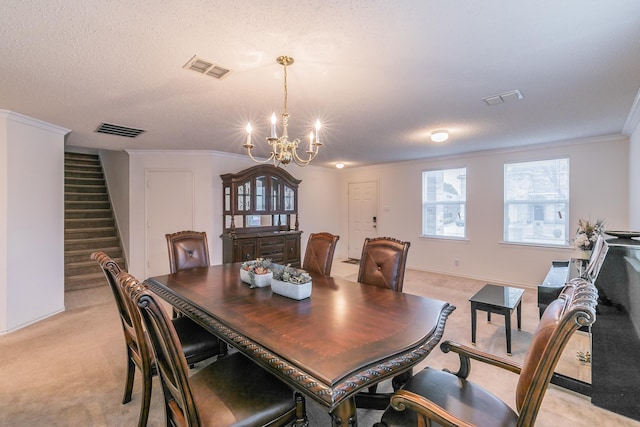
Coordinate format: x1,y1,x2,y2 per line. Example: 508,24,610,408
357,237,410,292
166,230,210,273
515,278,597,424
303,232,340,276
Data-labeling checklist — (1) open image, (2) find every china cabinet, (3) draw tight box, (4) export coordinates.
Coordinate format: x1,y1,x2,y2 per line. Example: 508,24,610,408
220,165,302,266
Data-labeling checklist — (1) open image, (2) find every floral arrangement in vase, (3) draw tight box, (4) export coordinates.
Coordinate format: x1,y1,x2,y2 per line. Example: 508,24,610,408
272,264,312,284
574,218,605,250
271,264,312,300
240,258,273,287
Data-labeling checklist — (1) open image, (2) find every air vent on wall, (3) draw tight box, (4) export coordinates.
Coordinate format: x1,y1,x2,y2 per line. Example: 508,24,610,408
183,55,230,80
95,122,146,138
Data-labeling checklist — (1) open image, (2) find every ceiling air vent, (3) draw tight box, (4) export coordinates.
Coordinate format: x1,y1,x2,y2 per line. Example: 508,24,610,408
183,55,230,80
95,122,146,138
482,90,524,106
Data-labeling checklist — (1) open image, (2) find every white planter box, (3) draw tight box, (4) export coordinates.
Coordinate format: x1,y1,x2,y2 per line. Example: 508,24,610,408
271,279,312,300
240,269,273,288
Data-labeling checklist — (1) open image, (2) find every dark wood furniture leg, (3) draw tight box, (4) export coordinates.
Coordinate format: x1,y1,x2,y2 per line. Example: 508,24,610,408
471,302,477,345
504,307,512,355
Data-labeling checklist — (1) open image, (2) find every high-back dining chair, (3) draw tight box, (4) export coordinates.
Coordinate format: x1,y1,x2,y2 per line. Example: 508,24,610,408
166,230,211,274
374,278,598,427
302,232,340,276
119,271,308,427
357,237,410,292
355,237,411,405
91,252,220,427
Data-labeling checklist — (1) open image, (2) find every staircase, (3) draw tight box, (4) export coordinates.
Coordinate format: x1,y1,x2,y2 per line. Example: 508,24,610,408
64,152,126,292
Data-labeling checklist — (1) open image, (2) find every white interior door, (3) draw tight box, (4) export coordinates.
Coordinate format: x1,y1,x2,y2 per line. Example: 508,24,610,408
348,181,378,259
145,170,194,277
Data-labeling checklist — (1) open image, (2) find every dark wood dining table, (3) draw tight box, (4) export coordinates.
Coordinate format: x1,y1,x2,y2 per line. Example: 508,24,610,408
145,263,455,426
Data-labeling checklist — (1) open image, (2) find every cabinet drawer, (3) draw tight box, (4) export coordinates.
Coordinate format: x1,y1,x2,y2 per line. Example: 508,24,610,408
258,244,284,257
259,237,285,247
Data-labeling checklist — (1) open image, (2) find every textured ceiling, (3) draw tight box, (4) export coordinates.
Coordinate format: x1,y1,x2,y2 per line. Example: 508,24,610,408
1,1,639,168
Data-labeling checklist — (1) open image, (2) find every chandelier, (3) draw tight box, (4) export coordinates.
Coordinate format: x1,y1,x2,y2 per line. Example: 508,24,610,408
244,56,322,167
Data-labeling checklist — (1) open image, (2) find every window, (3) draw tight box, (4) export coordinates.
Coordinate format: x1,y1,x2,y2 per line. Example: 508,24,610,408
422,167,466,238
504,158,569,246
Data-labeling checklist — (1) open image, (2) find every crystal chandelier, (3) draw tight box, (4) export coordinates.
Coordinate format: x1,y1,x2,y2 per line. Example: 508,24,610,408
244,56,322,167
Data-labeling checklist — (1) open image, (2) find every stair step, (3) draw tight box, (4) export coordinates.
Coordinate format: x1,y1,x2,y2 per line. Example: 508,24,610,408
65,184,107,194
65,257,126,277
65,200,111,209
65,236,120,251
65,209,112,219
65,192,109,202
65,217,114,227
65,163,102,172
65,247,123,263
65,272,108,292
65,152,98,161
65,170,103,179
65,177,105,186
65,226,117,239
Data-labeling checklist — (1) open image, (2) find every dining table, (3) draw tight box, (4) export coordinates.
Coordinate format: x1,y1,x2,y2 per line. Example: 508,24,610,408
144,262,455,426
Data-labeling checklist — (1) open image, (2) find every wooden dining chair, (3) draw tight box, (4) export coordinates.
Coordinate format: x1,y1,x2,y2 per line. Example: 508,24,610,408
91,252,221,427
119,271,308,427
374,278,598,427
302,232,340,276
166,230,211,274
357,236,410,292
166,230,211,318
355,237,411,407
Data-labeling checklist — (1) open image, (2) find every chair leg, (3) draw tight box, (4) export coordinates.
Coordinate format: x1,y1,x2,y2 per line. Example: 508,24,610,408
122,355,136,404
137,368,153,427
292,392,309,427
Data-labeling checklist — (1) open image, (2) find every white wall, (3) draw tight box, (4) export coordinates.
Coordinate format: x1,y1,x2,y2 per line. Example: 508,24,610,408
124,150,341,279
100,149,130,262
337,135,629,287
0,111,69,334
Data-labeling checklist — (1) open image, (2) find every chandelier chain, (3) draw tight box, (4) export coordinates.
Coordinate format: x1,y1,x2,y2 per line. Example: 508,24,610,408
283,61,288,115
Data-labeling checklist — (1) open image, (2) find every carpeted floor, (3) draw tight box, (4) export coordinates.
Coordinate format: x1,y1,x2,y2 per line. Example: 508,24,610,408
1,261,639,426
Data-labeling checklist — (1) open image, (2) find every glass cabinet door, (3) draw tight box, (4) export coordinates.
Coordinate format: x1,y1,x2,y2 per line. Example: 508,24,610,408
224,185,231,212
284,185,295,211
238,181,251,211
255,175,266,211
271,176,281,211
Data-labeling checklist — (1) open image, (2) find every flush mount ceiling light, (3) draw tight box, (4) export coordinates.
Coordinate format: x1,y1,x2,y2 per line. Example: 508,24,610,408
335,163,345,169
430,130,449,143
243,56,323,167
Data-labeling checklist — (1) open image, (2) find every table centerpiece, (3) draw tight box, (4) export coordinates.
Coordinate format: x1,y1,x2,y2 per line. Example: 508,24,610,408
240,258,273,288
271,264,312,300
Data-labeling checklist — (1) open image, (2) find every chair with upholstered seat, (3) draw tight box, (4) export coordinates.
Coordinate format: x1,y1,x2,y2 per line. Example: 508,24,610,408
166,230,211,318
119,271,308,427
91,252,221,427
302,232,340,276
166,230,211,273
374,277,598,427
355,237,411,407
357,237,410,292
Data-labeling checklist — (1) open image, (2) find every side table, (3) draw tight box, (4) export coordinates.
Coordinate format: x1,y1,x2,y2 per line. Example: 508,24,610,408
469,284,525,355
